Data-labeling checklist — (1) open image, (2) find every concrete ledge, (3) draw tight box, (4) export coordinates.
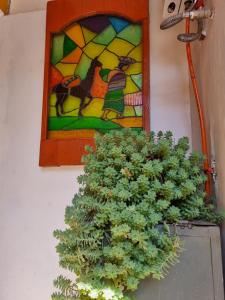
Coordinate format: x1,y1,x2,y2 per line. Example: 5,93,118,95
135,226,224,300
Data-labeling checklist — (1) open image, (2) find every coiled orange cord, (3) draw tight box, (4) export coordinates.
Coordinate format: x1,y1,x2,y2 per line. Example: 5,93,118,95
185,18,211,198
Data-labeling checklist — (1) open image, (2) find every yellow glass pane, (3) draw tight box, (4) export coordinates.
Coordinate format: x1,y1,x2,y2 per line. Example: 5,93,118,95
82,98,104,117
107,38,134,56
125,63,142,75
49,106,57,117
49,93,57,106
49,95,81,117
65,24,85,48
98,50,119,69
128,44,142,62
112,117,142,128
63,96,81,116
55,63,77,76
106,111,118,120
124,106,136,117
83,42,106,59
124,76,139,94
82,27,97,44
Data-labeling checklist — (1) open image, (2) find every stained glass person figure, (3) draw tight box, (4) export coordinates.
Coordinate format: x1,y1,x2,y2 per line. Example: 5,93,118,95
100,56,136,120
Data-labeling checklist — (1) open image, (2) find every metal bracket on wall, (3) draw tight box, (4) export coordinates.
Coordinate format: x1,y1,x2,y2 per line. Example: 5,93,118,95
163,0,187,19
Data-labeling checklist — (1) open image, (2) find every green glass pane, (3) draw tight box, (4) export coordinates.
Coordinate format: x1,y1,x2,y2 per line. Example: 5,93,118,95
51,34,64,65
134,106,142,117
74,53,92,80
63,35,77,57
117,24,142,46
105,90,124,100
100,69,111,78
48,116,121,131
131,74,142,89
63,117,121,130
93,25,116,45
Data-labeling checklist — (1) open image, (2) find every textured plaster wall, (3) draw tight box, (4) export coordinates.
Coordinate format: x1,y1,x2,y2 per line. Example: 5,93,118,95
10,0,48,13
0,2,191,300
150,0,192,136
190,0,225,268
0,11,83,300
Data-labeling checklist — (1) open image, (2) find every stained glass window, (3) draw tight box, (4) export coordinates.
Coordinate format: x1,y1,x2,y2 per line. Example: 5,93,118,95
48,15,143,140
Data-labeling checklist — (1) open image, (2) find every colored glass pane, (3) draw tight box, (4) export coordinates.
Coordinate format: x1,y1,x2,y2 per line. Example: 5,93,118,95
117,24,142,46
125,63,142,75
83,42,106,59
82,98,104,117
61,47,82,64
48,15,143,139
50,66,63,90
129,44,142,62
107,38,134,56
62,96,81,116
112,117,142,128
51,34,64,65
90,70,108,98
55,63,77,76
98,50,119,69
109,17,130,33
65,24,85,48
82,27,97,44
79,16,110,34
124,106,136,117
93,25,116,45
63,35,77,57
134,106,143,117
123,76,140,94
131,74,142,89
74,53,92,80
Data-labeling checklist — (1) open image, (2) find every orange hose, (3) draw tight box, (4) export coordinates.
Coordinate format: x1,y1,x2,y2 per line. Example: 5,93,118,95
185,18,211,197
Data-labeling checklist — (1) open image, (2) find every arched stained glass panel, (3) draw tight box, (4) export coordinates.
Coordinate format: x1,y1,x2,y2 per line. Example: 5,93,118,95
48,15,143,140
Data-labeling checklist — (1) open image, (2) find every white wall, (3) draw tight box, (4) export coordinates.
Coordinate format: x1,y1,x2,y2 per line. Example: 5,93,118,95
0,2,192,300
190,0,225,268
10,0,48,14
0,11,83,300
150,0,192,137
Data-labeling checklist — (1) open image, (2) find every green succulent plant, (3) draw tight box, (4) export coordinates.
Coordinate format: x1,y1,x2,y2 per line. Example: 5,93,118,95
52,129,224,300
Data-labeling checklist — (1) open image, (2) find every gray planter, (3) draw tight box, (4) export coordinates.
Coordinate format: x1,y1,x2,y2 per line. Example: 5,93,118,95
134,225,224,300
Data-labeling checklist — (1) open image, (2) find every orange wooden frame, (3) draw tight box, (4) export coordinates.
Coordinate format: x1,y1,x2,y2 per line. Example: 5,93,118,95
0,0,10,14
39,0,150,166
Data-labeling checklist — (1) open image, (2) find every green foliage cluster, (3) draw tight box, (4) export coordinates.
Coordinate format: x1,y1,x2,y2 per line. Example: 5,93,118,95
52,129,224,300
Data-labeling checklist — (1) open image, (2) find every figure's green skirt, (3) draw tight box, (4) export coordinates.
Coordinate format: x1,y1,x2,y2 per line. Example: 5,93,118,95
103,90,124,114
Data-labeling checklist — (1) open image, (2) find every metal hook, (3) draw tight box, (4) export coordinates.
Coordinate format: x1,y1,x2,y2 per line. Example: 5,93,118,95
177,18,203,42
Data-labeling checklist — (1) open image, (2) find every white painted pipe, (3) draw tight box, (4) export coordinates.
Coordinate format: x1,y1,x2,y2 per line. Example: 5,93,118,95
183,8,213,20
160,8,213,30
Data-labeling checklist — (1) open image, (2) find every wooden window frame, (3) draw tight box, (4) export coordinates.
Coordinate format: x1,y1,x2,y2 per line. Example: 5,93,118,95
39,0,150,166
0,0,10,14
